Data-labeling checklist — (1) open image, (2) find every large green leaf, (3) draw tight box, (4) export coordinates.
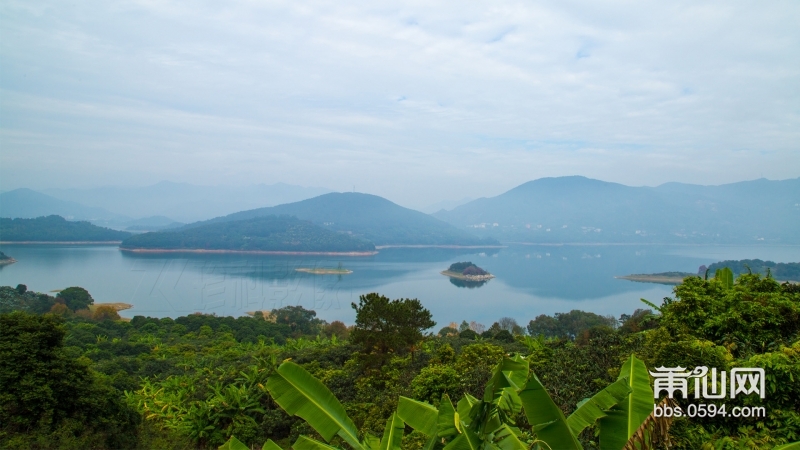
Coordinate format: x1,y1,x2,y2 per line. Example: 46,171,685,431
519,374,583,450
437,394,460,438
497,388,522,423
267,361,362,449
566,377,631,437
457,394,479,427
773,443,800,450
443,423,488,450
378,413,404,450
495,425,528,450
397,396,438,436
482,356,529,403
597,355,654,450
263,440,283,450
219,436,250,450
293,435,339,450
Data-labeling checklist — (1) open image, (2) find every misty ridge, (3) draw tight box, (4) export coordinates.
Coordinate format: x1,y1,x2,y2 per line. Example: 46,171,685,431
1,175,798,247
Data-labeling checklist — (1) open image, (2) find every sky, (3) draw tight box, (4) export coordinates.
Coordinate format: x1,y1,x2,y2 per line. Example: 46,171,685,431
1,0,799,209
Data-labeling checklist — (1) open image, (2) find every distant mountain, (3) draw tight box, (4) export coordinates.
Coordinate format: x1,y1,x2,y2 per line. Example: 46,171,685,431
0,189,128,222
0,216,132,242
420,197,475,214
123,216,184,232
120,215,375,253
433,176,800,244
190,192,499,246
44,181,332,223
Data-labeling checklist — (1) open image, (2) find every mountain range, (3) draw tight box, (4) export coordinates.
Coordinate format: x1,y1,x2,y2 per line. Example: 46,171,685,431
184,192,499,247
433,176,800,244
3,176,798,246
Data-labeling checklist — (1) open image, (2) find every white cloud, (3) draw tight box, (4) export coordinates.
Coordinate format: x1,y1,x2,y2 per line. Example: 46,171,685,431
1,0,798,206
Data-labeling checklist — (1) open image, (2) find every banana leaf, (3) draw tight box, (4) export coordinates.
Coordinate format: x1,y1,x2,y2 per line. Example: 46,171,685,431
378,413,404,450
495,425,528,450
219,436,250,450
267,361,362,449
293,435,339,450
397,396,438,436
443,423,489,450
457,394,479,427
773,443,800,449
497,388,523,423
566,377,631,437
482,356,529,403
438,394,460,438
597,355,654,450
263,440,283,450
519,374,583,450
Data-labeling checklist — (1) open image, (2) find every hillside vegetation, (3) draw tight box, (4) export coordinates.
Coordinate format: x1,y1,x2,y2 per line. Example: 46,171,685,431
120,215,375,253
0,216,131,242
190,192,498,246
1,273,799,449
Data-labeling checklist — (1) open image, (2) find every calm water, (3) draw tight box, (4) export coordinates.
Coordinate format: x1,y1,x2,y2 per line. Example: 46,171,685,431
1,244,797,326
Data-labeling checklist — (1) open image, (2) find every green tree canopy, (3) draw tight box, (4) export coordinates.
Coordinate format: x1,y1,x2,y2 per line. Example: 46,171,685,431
350,293,435,359
0,312,138,448
56,286,94,311
272,305,321,337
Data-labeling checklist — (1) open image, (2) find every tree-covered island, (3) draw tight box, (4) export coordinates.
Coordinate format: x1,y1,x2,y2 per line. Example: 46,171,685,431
441,261,495,281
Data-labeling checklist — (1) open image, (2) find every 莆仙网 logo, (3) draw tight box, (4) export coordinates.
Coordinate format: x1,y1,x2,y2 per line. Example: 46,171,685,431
649,366,765,400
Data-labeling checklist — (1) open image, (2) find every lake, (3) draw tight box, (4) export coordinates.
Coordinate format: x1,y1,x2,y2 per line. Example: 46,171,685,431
1,244,797,327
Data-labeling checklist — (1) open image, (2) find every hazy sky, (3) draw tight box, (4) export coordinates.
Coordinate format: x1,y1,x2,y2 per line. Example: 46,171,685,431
1,0,798,208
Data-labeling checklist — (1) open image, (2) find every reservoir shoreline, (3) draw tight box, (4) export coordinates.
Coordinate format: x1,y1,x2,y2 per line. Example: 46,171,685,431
119,248,378,256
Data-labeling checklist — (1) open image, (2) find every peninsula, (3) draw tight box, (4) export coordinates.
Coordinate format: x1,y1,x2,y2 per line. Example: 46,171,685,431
0,251,16,266
119,215,376,254
618,259,800,285
441,261,495,281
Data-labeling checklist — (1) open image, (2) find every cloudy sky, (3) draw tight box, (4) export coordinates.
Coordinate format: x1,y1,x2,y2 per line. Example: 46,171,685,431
1,0,798,208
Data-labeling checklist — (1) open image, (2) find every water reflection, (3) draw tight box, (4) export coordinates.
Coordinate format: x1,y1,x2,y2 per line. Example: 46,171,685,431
448,277,489,289
1,244,796,324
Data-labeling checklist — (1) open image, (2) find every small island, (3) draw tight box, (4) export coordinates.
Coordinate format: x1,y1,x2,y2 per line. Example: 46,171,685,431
295,265,352,275
441,261,495,282
0,251,16,266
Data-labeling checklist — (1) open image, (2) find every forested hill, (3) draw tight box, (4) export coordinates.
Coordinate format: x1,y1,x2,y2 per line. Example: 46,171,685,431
433,176,800,244
0,216,132,242
185,192,499,246
120,215,375,252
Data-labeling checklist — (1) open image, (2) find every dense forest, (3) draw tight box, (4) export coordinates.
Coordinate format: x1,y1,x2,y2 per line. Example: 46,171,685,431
0,215,132,241
1,273,799,449
120,215,375,253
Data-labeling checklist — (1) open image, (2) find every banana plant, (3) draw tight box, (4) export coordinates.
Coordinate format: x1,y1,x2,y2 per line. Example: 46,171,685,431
597,355,654,450
264,360,405,449
714,267,734,289
252,355,669,450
